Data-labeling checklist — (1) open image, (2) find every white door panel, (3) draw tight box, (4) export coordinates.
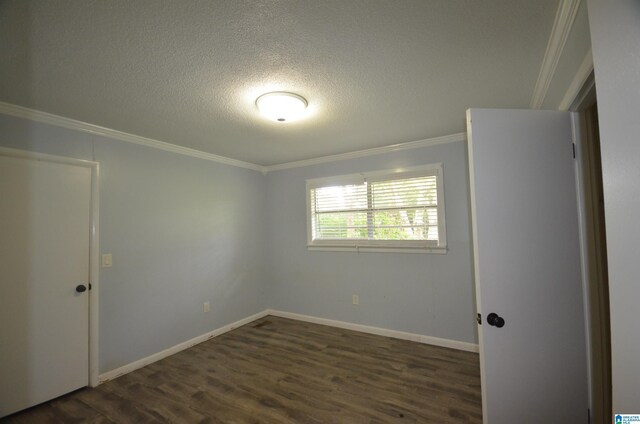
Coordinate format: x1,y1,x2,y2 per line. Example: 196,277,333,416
467,109,587,423
0,154,91,417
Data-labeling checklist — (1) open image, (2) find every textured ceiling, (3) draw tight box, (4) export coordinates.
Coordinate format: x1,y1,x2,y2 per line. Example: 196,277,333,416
0,0,559,166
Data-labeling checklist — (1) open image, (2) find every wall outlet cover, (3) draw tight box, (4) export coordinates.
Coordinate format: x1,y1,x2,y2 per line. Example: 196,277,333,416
101,253,113,268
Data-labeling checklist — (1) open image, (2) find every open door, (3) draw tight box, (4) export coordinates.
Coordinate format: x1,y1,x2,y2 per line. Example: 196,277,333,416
467,109,588,423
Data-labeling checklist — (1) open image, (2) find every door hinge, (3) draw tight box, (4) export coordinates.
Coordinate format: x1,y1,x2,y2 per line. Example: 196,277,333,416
477,313,482,325
572,143,576,159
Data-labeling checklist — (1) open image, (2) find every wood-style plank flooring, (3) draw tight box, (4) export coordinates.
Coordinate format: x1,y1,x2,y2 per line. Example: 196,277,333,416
2,316,482,423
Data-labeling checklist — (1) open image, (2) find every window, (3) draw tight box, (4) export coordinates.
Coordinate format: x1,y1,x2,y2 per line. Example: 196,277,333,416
306,164,446,253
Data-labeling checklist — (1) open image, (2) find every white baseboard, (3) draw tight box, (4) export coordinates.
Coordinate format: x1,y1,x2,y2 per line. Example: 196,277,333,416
266,309,479,353
98,308,478,384
97,310,269,384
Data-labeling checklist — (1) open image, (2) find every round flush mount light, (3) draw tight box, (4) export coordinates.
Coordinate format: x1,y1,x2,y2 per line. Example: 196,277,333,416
256,92,308,122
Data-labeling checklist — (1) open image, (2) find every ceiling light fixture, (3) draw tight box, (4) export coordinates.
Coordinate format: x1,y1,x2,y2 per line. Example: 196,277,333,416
256,92,308,122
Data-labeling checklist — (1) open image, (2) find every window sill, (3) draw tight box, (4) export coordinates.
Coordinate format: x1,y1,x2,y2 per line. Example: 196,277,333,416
306,244,447,254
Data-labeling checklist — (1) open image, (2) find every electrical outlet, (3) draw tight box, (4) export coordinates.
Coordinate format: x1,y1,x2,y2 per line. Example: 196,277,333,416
352,295,359,305
203,301,210,313
101,253,112,268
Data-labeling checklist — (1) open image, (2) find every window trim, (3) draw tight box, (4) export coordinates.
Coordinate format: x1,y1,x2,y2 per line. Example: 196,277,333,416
306,163,447,253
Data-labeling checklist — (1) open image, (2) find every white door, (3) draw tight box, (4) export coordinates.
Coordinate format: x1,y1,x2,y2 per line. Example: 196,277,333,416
0,152,91,417
467,109,588,423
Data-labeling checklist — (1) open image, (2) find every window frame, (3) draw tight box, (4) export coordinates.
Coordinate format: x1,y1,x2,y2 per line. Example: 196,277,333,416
306,163,447,253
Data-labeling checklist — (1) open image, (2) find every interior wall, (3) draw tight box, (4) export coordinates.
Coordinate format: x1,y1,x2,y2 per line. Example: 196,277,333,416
586,0,640,412
0,113,267,374
0,109,477,376
265,140,478,344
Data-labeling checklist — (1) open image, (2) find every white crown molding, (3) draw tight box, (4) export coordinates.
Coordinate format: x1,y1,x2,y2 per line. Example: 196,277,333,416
530,0,582,109
0,101,266,172
558,48,593,111
264,132,466,172
0,101,465,173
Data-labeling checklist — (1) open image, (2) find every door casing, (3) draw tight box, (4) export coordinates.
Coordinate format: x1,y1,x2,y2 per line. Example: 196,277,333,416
0,146,100,388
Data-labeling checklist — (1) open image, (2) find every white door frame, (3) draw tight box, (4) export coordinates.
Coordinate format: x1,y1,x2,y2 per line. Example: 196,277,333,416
569,73,610,422
0,146,100,388
570,109,593,418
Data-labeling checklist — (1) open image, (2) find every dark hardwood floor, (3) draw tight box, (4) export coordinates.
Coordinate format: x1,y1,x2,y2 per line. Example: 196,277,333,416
2,316,482,423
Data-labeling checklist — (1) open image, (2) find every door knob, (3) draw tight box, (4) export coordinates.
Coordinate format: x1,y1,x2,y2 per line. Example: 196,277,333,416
75,284,87,293
487,312,505,328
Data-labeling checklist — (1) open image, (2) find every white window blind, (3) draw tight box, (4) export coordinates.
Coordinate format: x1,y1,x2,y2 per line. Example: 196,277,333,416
306,164,446,252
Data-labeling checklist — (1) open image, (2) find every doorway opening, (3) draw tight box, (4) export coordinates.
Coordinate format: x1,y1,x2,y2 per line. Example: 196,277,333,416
572,74,612,424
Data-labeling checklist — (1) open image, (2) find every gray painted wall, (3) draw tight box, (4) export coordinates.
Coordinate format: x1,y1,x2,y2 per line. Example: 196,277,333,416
265,141,478,344
0,113,267,373
587,0,640,412
1,110,477,375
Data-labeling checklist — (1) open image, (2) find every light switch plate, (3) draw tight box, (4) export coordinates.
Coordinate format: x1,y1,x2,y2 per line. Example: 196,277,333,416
102,253,113,268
